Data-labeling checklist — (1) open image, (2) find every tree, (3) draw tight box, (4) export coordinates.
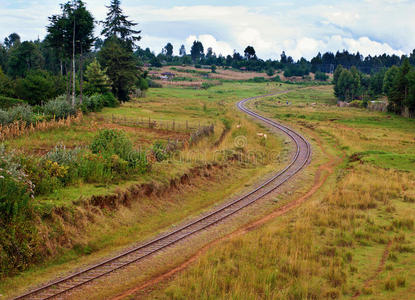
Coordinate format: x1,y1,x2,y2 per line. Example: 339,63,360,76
0,67,14,97
244,46,256,60
190,41,204,62
206,47,213,58
280,51,287,64
406,70,415,116
383,65,399,95
101,0,141,50
333,65,344,86
98,37,139,102
164,43,173,57
46,0,95,105
179,45,186,57
368,68,386,96
4,33,20,49
315,71,328,81
336,69,355,101
389,59,411,113
84,58,111,95
15,70,64,105
7,41,44,78
211,65,217,73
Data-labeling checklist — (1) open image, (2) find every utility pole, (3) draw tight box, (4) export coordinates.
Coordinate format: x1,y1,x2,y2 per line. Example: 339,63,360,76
72,0,76,107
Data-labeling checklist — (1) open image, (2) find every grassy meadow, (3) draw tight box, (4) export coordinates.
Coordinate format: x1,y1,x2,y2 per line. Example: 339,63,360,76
145,85,415,299
2,81,296,297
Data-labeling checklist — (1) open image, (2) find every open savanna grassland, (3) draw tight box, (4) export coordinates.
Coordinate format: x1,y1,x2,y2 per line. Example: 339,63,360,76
145,85,415,299
2,82,294,298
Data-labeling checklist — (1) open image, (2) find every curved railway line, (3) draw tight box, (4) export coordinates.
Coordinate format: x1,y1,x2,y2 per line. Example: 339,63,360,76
15,91,311,300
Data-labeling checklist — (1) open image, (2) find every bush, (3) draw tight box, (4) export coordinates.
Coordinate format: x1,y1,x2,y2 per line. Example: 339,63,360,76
271,75,281,82
15,70,64,106
201,82,215,89
349,100,364,108
0,146,34,221
44,143,81,166
152,141,168,162
91,129,133,159
43,96,77,119
266,68,275,76
148,80,163,88
249,77,267,83
7,104,34,124
315,71,329,81
0,109,9,125
82,95,103,113
0,95,26,109
100,92,119,107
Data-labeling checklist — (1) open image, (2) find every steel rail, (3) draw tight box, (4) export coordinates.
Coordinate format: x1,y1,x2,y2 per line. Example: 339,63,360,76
15,90,311,300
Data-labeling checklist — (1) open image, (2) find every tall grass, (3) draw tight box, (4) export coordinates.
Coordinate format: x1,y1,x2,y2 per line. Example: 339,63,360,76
152,165,415,299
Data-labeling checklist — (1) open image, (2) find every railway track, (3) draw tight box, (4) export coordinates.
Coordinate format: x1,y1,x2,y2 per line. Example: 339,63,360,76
15,91,311,300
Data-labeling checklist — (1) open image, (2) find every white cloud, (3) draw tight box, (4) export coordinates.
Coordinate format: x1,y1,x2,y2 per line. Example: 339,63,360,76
0,1,413,60
185,34,234,57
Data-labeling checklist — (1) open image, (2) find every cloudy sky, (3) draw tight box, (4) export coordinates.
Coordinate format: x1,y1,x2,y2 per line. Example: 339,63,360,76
1,0,414,60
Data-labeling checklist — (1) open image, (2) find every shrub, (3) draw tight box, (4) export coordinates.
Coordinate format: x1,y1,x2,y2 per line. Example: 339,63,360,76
14,70,64,106
315,71,329,81
43,96,77,119
0,95,25,109
100,92,119,107
349,100,364,108
266,68,275,76
201,82,215,89
253,77,267,83
44,143,81,166
127,150,149,173
0,109,10,125
82,95,103,113
0,146,34,221
271,75,281,82
152,141,168,162
7,104,33,124
148,80,163,88
91,129,133,159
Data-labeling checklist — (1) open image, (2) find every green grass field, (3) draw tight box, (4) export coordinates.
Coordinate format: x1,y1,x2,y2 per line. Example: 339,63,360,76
1,81,294,298
145,85,415,299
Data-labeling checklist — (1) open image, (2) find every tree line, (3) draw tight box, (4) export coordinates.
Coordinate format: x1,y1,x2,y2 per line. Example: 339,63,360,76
136,41,415,78
333,59,415,117
0,0,147,107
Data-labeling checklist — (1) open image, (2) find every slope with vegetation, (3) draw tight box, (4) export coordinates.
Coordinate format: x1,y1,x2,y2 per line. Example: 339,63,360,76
0,81,294,298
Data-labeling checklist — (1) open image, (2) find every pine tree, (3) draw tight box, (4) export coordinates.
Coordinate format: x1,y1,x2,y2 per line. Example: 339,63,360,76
101,0,141,50
84,58,111,95
389,59,411,113
179,45,186,57
98,36,138,101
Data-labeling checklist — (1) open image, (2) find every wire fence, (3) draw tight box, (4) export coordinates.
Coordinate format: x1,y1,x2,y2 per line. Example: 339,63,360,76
110,114,211,133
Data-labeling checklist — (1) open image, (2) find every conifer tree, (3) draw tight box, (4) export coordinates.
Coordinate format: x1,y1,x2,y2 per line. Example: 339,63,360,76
101,0,141,50
84,58,111,95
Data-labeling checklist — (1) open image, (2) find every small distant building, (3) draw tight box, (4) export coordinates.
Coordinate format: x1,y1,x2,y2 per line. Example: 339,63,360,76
160,72,176,80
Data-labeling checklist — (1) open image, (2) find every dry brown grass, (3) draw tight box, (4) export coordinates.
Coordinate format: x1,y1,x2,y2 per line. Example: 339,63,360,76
0,112,83,141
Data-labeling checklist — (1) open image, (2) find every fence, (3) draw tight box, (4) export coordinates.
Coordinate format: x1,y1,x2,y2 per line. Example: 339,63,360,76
0,113,83,141
111,115,211,133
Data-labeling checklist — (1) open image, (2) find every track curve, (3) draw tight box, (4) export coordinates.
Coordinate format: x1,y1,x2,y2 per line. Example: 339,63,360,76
15,91,311,300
